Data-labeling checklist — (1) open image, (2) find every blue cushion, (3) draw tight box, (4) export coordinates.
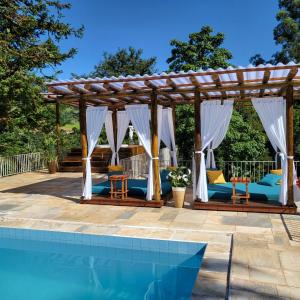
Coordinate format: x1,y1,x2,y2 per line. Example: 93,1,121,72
207,182,280,202
160,169,170,182
92,178,172,197
258,174,282,187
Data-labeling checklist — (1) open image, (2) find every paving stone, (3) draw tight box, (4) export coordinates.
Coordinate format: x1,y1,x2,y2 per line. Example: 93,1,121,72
276,284,300,299
280,251,300,272
284,270,300,287
222,215,272,228
249,267,286,284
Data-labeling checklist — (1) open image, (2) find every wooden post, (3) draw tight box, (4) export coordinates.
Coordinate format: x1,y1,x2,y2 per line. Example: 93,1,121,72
79,97,88,185
286,85,294,206
194,88,202,201
112,108,118,165
171,102,176,166
151,90,161,201
55,101,61,161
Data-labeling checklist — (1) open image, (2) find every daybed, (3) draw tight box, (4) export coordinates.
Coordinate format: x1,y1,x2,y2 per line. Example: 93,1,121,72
208,182,280,202
92,170,172,198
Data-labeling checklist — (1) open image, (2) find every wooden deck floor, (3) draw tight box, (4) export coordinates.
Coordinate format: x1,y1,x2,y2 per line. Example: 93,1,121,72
193,198,297,214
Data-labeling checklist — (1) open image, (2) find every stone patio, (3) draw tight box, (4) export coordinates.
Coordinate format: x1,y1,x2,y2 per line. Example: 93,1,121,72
1,172,300,299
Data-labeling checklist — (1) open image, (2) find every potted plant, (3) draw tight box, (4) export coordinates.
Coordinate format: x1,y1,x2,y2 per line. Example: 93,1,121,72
43,134,58,174
167,167,191,208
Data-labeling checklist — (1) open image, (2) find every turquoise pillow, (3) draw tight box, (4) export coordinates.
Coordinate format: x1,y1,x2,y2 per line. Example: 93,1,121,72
160,169,170,182
107,171,123,178
258,173,282,187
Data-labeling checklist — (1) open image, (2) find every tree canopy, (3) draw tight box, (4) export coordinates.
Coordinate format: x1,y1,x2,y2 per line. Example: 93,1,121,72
167,26,232,72
0,0,83,155
250,0,300,65
83,47,157,78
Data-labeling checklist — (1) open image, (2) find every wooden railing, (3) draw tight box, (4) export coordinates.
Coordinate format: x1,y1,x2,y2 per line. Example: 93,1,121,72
0,153,46,177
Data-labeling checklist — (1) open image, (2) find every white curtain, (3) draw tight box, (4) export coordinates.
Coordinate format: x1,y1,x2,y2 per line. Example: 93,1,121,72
83,106,108,200
105,111,116,165
116,111,130,164
206,100,234,168
194,100,233,202
252,97,299,205
160,108,178,166
126,104,153,200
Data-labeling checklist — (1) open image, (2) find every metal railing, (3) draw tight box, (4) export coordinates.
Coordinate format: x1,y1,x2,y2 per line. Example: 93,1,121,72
0,153,46,177
120,153,300,181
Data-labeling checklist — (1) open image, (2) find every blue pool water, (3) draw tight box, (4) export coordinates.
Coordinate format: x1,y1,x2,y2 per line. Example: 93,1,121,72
0,228,206,300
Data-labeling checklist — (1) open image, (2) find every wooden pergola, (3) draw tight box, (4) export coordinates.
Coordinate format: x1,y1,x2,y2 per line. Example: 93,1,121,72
45,63,300,212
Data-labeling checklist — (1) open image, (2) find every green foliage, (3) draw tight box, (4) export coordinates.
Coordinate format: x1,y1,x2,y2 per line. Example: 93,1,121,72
77,47,157,78
215,110,268,161
0,0,83,156
175,105,195,159
167,167,192,187
167,26,232,72
0,0,84,80
250,0,300,65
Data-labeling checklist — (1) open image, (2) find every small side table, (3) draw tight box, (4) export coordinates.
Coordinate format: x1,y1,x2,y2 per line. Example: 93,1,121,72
109,174,129,200
230,177,250,205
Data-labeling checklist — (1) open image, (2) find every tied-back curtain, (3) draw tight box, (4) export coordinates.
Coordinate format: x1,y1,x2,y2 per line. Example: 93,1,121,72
160,108,178,166
195,100,233,202
157,105,163,150
83,106,108,200
116,111,130,164
251,97,299,205
206,100,234,168
105,111,116,165
125,105,153,200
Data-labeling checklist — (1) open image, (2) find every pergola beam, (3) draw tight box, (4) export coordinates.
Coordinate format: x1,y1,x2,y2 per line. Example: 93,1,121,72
259,70,271,97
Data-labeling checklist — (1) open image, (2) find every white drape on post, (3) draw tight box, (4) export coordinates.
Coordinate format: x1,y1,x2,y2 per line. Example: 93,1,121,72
125,105,153,200
83,106,108,200
116,111,130,164
252,97,299,205
105,111,116,165
195,100,233,202
206,100,234,168
160,108,178,166
157,105,163,150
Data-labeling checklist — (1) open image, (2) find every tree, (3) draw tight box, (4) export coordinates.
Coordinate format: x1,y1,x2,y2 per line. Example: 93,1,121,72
0,0,83,155
167,26,233,158
215,110,268,161
250,0,300,65
87,47,156,78
167,26,232,72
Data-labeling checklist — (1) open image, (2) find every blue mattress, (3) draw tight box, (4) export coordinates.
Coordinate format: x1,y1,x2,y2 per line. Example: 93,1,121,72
92,179,172,197
208,183,280,202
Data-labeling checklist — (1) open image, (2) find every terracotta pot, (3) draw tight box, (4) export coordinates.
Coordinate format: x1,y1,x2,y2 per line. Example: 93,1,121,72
48,161,57,174
172,187,186,208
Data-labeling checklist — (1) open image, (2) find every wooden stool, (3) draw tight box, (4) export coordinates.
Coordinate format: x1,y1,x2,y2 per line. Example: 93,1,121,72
109,174,129,200
230,177,250,205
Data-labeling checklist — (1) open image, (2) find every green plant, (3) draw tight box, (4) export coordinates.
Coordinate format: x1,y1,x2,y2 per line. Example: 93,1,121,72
167,167,191,187
43,134,57,163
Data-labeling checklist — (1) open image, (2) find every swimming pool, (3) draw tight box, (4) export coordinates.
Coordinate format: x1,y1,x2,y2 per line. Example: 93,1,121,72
0,227,206,300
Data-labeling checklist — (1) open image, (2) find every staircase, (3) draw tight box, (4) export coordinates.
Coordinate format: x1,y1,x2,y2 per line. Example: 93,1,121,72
59,145,144,173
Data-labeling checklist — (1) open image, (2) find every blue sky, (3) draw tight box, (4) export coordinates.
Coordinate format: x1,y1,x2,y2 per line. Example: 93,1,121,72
53,0,279,79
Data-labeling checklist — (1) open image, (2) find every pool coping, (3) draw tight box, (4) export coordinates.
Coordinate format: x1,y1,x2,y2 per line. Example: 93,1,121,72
0,216,232,299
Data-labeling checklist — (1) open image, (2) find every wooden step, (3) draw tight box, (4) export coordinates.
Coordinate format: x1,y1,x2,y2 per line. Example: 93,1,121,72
59,166,108,173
